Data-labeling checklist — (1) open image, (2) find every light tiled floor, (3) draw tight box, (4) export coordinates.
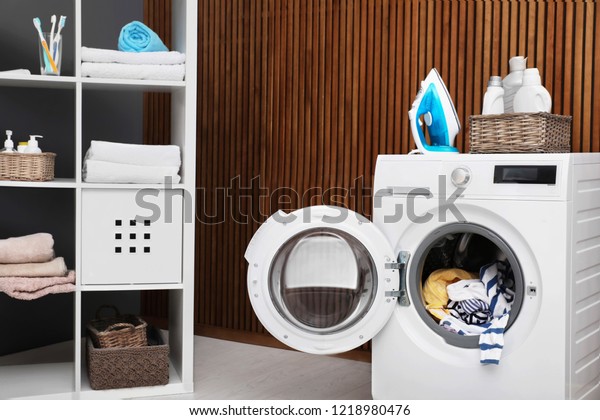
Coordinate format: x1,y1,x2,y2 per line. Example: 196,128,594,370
157,335,372,400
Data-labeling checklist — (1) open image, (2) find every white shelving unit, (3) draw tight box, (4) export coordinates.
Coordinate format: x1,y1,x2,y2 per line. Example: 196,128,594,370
0,0,196,399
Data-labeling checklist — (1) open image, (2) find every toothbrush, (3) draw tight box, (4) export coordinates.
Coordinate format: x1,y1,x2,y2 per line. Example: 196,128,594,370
52,16,66,62
50,15,56,48
33,17,58,74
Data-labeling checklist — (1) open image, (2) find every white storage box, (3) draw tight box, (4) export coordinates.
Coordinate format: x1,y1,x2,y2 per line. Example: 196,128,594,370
81,189,183,285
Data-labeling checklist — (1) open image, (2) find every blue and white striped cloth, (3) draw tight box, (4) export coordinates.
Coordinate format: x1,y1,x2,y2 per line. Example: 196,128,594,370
439,261,515,365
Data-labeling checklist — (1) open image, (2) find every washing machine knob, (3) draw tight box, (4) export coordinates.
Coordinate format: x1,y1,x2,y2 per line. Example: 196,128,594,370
451,167,471,187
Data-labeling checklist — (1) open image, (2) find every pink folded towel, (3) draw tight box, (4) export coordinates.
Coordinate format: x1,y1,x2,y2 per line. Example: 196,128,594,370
0,257,67,277
0,270,75,301
0,233,55,264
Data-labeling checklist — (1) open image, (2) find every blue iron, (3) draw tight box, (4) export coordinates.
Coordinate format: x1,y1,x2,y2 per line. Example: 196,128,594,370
408,68,460,154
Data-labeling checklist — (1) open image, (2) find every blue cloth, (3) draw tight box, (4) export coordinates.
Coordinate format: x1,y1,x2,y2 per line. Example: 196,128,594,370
118,21,168,53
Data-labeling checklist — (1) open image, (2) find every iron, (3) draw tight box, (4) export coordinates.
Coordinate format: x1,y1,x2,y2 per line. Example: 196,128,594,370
408,68,460,154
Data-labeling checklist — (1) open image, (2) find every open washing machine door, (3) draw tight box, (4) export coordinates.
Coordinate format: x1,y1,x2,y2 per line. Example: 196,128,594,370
245,206,406,355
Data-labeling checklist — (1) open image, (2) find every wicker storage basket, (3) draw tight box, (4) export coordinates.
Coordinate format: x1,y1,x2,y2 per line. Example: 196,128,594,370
469,112,571,153
87,326,169,390
87,305,147,348
0,152,56,181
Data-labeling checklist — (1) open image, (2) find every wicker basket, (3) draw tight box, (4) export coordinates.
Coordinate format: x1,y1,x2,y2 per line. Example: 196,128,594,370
0,152,56,181
87,326,169,390
87,305,147,348
469,112,571,153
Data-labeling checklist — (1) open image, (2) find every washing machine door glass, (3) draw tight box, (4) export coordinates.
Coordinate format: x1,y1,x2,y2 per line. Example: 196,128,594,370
271,229,375,333
246,206,400,355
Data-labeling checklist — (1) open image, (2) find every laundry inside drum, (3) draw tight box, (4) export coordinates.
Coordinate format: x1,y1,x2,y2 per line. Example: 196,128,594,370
419,230,521,338
269,228,378,334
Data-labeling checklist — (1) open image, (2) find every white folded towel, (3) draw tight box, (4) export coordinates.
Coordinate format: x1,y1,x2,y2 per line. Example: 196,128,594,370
81,62,185,81
0,69,32,76
81,47,186,65
86,140,181,167
83,160,180,184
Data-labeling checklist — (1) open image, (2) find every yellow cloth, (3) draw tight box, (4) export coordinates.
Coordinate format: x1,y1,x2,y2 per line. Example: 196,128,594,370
422,268,477,320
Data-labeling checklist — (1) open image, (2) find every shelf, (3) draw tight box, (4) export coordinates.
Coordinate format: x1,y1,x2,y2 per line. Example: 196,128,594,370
0,178,77,189
0,0,197,401
0,340,75,399
0,362,75,399
80,182,188,190
0,74,77,89
80,283,184,292
0,75,185,92
81,77,186,92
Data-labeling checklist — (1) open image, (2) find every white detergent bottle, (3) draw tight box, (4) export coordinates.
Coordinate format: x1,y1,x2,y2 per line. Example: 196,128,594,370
1,130,17,153
24,135,43,153
502,56,527,113
513,68,552,113
482,76,504,115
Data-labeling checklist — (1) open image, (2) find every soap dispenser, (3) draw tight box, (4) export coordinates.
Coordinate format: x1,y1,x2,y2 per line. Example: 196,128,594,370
1,130,17,153
24,135,43,153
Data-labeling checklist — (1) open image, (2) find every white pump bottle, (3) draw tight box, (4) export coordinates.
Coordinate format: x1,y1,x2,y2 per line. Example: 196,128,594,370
24,135,43,153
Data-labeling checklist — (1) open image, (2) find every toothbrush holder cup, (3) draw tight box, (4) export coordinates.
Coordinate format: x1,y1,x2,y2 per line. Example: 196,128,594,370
38,32,62,76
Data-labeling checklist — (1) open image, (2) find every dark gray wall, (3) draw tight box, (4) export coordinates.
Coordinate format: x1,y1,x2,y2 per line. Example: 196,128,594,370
0,0,144,356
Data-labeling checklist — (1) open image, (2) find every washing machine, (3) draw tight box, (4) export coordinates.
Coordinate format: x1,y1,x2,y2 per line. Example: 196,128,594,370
244,153,600,399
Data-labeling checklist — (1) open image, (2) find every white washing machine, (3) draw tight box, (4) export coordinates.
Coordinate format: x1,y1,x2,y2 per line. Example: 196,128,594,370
245,153,600,399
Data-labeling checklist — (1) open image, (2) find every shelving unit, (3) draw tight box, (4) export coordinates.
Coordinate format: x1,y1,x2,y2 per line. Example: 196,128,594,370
0,0,196,399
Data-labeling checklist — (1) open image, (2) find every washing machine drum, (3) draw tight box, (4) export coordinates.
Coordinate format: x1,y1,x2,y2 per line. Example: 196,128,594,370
269,229,378,334
411,223,525,348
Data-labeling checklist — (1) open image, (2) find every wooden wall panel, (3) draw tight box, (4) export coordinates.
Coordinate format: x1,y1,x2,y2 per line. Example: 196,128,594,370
137,0,600,356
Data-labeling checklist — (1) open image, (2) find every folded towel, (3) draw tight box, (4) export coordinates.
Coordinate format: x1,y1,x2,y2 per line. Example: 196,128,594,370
86,140,181,167
82,47,185,65
0,233,54,264
0,271,75,301
0,257,67,278
81,62,185,81
83,160,181,184
118,21,168,53
0,69,32,76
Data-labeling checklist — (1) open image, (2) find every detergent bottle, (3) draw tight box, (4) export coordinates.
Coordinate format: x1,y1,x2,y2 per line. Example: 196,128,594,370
513,68,552,113
502,56,526,113
481,76,504,115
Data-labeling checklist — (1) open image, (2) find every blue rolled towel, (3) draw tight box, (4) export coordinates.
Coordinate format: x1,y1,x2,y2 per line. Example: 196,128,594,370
118,21,168,53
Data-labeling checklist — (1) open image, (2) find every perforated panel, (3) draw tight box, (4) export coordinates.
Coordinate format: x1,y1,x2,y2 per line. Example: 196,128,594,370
81,189,183,285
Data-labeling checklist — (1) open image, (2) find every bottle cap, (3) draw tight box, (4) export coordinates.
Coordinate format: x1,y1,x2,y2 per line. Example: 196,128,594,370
5,130,12,140
522,68,542,86
18,142,28,146
488,76,503,87
509,56,527,72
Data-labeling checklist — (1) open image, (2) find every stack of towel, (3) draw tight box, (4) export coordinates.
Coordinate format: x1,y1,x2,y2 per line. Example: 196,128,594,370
0,233,75,300
81,21,185,81
83,140,181,184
